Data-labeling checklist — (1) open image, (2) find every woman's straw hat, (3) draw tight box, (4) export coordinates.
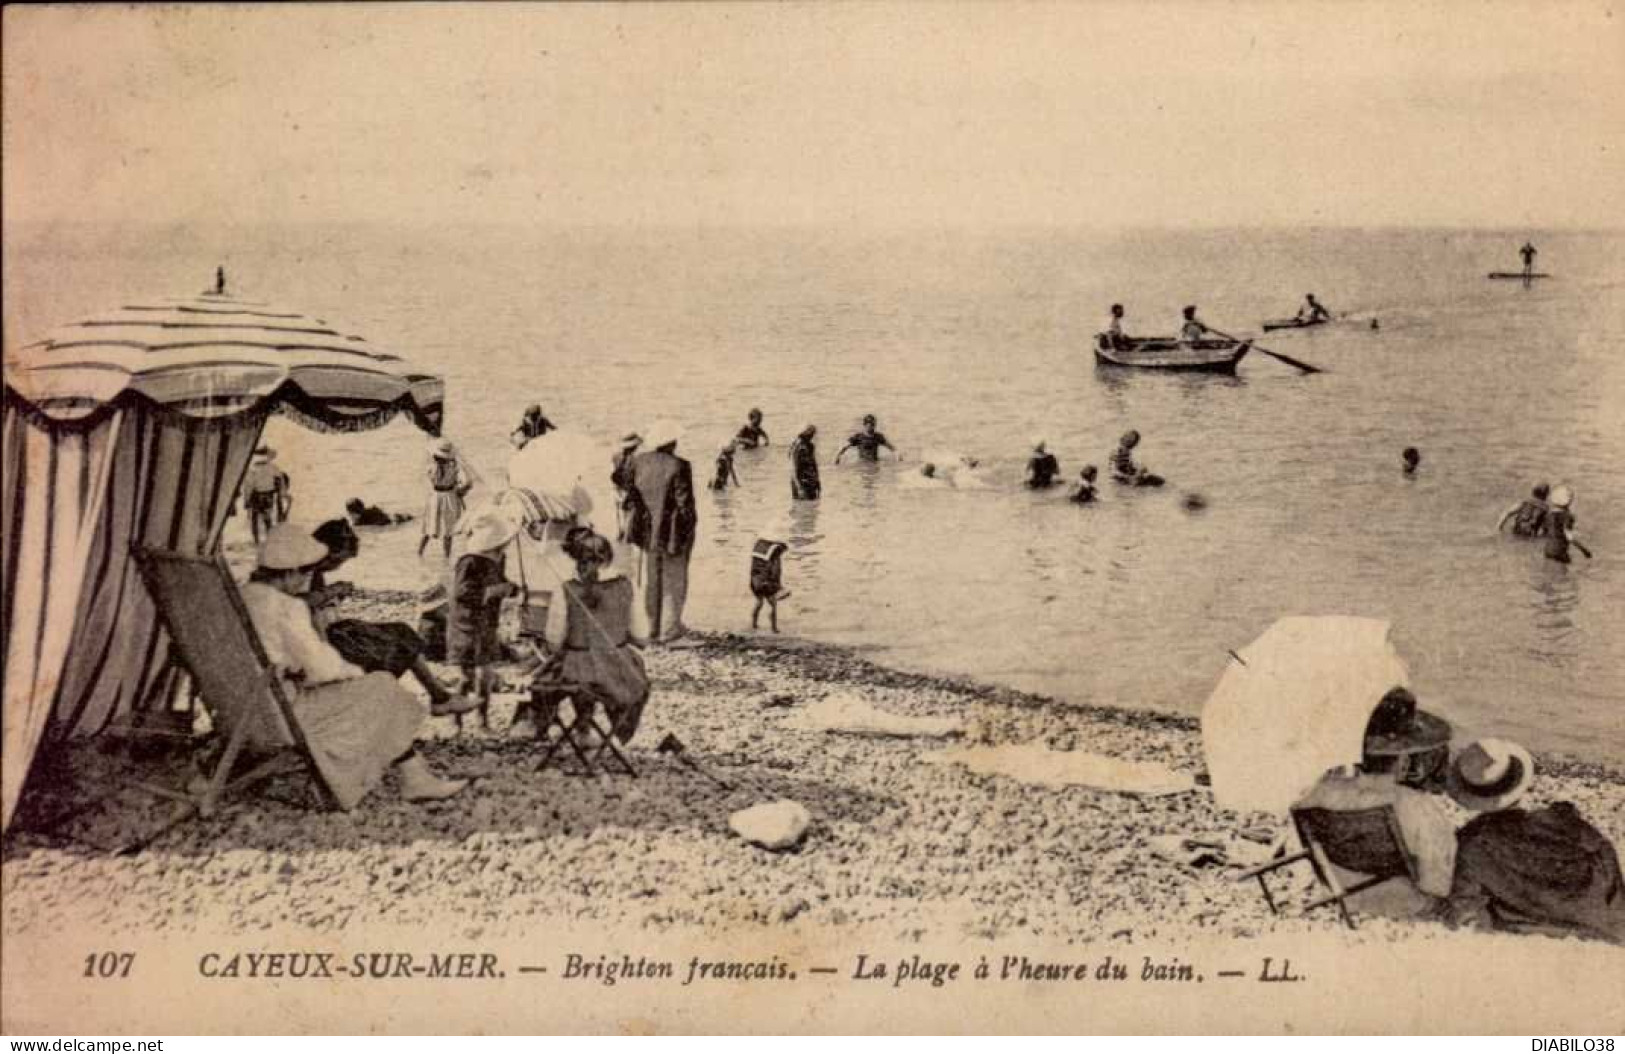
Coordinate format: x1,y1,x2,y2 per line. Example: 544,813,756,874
256,523,328,572
1549,484,1574,509
1447,738,1535,812
429,438,456,459
459,507,521,553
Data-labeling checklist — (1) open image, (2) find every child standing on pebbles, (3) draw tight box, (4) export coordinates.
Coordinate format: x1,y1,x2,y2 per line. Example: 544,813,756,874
447,508,522,729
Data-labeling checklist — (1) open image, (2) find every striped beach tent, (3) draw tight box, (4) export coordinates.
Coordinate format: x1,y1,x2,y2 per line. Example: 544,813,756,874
2,291,445,831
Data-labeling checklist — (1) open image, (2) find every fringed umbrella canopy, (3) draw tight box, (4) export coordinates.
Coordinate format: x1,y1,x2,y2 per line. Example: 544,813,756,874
4,291,443,435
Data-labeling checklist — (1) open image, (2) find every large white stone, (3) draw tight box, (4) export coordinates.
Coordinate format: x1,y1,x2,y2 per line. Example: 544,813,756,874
728,800,812,851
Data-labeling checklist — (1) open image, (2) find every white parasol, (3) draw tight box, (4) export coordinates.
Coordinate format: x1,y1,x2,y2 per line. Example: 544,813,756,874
504,428,619,532
1201,616,1410,815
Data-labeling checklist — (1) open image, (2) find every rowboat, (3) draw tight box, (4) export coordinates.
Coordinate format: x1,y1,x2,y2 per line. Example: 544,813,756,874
1487,272,1551,280
1261,316,1329,332
1093,335,1253,373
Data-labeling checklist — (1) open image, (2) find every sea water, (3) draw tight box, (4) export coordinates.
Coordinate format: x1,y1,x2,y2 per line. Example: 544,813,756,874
6,223,1623,761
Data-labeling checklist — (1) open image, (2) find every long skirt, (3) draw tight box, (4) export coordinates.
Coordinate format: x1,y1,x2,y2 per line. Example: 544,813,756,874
422,489,465,540
326,620,425,677
249,672,423,811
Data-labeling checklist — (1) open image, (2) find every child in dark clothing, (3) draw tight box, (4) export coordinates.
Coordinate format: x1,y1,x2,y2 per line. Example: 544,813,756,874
750,537,790,633
346,497,412,527
1070,465,1099,504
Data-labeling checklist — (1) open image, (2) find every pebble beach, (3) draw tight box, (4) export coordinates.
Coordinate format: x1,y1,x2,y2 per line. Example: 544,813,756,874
5,589,1623,948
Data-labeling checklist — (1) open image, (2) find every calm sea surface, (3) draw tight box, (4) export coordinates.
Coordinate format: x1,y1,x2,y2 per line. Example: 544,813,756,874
7,224,1624,761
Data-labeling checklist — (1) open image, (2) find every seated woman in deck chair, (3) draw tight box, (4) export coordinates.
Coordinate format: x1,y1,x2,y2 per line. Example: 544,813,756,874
302,519,476,719
1294,687,1459,918
521,529,650,743
243,524,470,805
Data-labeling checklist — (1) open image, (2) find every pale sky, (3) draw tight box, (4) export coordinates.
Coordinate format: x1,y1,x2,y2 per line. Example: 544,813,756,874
4,2,1623,230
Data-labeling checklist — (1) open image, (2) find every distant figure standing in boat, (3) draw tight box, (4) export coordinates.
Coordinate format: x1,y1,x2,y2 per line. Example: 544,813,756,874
1179,305,1210,343
1543,486,1592,563
1497,484,1551,538
1111,431,1164,487
790,426,821,500
836,414,897,463
710,441,742,491
736,408,770,449
1402,447,1422,476
1070,465,1099,504
1298,293,1332,322
1026,439,1061,488
214,266,226,295
1520,241,1538,278
1106,304,1130,349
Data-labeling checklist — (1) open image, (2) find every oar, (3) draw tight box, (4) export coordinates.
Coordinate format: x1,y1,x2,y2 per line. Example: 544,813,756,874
1208,327,1323,374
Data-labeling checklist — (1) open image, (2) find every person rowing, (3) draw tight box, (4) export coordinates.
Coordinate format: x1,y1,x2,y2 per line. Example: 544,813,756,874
1297,293,1332,323
1179,305,1210,343
1519,241,1538,279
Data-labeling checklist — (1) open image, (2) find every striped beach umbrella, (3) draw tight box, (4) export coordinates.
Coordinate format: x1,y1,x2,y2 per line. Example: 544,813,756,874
5,291,443,433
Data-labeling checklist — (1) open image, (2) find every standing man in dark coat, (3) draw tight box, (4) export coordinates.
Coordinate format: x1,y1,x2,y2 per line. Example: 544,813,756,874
626,421,698,642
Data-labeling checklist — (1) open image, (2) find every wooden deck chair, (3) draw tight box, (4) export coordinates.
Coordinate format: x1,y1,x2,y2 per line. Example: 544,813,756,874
130,546,339,832
1238,805,1419,929
527,678,638,778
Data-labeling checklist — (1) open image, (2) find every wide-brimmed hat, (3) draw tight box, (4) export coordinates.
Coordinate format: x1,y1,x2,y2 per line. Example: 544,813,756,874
644,420,683,451
429,438,456,459
1361,687,1451,758
1549,484,1573,509
459,507,521,553
256,523,328,571
1447,738,1535,812
619,431,643,448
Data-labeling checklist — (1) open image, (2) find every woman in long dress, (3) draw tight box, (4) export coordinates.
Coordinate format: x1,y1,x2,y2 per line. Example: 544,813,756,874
242,524,468,806
420,438,472,558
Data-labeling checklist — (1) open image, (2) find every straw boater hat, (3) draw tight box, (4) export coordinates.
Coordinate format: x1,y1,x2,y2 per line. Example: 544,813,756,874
1549,484,1574,509
620,432,643,449
256,523,328,572
643,421,683,451
1447,738,1535,812
430,437,456,459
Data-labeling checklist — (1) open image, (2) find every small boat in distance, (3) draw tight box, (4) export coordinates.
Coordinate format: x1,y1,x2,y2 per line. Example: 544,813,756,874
1094,334,1253,374
1487,272,1551,280
1261,316,1330,332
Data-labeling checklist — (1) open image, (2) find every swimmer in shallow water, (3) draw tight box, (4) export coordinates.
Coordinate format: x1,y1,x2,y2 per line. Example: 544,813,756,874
710,441,742,491
1403,447,1421,476
346,498,413,527
1497,483,1550,538
1070,465,1099,504
1110,431,1164,487
836,414,898,463
1026,439,1061,488
736,408,770,449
